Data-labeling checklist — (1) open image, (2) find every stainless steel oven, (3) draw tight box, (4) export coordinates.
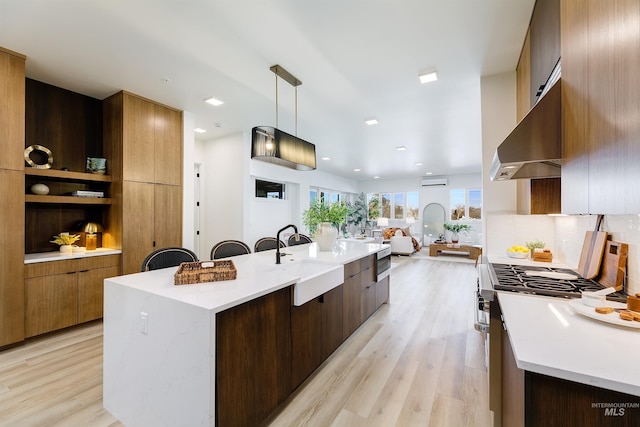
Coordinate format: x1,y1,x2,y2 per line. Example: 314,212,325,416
376,246,392,281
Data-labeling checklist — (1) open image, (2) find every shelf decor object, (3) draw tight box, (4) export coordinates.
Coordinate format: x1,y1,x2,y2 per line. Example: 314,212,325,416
86,157,107,174
50,233,80,254
30,183,50,195
24,144,53,169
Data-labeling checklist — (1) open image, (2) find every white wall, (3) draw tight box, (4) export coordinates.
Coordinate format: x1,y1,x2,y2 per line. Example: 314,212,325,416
194,133,245,257
358,173,482,242
194,131,358,255
182,112,196,254
480,71,518,253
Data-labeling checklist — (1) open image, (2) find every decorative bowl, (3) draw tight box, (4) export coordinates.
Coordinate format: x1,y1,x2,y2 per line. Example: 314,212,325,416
507,251,529,259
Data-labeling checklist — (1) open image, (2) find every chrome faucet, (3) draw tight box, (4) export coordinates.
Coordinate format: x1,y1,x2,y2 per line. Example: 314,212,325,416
276,224,299,264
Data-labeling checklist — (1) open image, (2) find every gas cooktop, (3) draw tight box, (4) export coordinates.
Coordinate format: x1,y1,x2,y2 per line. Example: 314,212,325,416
489,263,627,302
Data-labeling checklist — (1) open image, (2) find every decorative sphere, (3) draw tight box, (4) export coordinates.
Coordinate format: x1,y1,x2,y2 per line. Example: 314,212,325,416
31,183,50,195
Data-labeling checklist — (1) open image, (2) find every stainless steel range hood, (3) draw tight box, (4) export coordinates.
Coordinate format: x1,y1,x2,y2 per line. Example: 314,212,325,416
490,78,561,181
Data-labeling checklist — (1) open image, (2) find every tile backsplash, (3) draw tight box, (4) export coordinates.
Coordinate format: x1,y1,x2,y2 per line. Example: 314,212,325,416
487,214,640,295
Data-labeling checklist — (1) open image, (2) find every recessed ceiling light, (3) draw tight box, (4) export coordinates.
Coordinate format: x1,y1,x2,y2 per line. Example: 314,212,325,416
373,176,380,179
418,70,438,84
205,97,224,106
415,162,423,166
194,128,207,133
353,168,361,172
365,118,379,125
426,172,433,175
321,156,331,161
396,146,407,151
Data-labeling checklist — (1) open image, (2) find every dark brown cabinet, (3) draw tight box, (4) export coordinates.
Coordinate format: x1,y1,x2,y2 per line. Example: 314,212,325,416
561,0,640,214
216,286,292,427
529,0,560,105
291,284,344,390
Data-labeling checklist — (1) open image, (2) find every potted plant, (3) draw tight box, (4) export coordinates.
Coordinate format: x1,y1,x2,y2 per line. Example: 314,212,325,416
443,223,471,244
302,200,351,251
50,233,80,254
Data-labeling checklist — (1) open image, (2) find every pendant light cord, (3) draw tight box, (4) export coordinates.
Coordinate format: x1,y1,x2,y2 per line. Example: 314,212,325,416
275,73,279,128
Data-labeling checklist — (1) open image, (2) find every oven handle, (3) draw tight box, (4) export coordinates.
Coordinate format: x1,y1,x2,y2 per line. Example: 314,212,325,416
474,291,490,333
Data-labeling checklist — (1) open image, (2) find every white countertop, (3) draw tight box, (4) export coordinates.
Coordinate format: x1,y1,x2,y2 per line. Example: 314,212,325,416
498,292,640,397
25,247,122,263
488,254,573,269
105,241,388,313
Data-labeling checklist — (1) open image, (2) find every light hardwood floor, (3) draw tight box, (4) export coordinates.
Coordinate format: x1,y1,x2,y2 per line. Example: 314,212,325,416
0,256,491,427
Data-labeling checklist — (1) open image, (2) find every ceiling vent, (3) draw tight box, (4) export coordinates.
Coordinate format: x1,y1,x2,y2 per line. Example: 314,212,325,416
421,178,448,187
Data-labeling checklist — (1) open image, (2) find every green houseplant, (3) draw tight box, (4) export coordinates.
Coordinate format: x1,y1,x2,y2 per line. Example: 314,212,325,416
302,200,350,235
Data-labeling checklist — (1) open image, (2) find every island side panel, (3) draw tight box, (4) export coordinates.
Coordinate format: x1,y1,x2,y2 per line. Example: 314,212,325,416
103,278,215,426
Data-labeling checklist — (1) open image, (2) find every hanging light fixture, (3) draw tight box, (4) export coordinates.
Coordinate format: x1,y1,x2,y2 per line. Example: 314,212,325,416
251,65,316,171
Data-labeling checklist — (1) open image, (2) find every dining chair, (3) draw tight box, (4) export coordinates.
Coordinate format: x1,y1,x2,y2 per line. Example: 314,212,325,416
254,237,286,253
210,240,252,259
141,247,198,272
287,234,313,246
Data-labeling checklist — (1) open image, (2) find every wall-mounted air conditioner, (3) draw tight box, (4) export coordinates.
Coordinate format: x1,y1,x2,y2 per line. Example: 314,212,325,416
420,178,448,187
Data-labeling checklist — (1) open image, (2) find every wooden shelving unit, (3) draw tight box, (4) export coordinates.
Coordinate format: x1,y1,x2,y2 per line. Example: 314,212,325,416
25,168,112,182
25,194,112,205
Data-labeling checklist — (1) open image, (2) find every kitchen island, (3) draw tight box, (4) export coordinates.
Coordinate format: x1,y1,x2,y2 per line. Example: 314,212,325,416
103,241,389,426
498,292,640,426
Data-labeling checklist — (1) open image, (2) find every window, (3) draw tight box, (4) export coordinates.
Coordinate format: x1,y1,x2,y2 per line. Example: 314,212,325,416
367,193,380,221
381,193,391,218
393,193,404,219
255,179,285,199
450,189,482,220
367,191,419,222
406,191,419,220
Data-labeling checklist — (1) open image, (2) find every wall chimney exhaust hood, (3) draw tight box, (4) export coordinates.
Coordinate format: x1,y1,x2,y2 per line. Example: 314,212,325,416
251,65,316,171
490,78,561,181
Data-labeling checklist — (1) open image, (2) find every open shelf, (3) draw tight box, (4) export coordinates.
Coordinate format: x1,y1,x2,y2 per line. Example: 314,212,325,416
25,168,112,183
25,194,112,205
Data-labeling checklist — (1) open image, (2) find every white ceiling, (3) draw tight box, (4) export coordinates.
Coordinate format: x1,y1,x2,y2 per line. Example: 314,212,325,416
0,0,533,181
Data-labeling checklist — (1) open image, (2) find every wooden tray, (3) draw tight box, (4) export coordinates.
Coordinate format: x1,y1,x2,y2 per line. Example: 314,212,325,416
174,260,237,285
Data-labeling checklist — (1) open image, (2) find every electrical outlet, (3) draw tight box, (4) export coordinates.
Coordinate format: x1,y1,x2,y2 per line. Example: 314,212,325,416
140,312,148,334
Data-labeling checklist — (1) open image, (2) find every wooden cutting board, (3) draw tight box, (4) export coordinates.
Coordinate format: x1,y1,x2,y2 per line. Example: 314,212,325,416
598,241,628,290
577,230,608,279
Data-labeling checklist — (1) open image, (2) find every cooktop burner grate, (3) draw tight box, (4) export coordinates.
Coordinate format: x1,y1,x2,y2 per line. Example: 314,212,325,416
489,263,627,302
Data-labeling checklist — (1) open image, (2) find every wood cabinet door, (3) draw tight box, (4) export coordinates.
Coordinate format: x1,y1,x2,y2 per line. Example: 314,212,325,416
154,184,182,249
291,297,323,390
122,94,155,183
25,273,77,337
216,287,292,427
122,181,155,274
77,265,120,323
154,105,182,186
560,0,590,213
516,28,531,121
529,0,560,105
375,276,390,308
0,170,25,346
0,48,25,171
342,272,362,340
321,284,344,360
360,284,377,322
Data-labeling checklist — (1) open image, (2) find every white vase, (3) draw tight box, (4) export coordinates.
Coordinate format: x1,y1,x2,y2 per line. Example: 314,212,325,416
59,244,73,255
315,222,337,251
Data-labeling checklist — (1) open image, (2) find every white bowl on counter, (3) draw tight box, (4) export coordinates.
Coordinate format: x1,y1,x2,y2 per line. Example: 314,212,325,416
507,251,529,259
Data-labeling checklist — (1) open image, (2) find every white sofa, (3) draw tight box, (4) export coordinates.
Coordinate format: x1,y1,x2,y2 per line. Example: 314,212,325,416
389,229,422,255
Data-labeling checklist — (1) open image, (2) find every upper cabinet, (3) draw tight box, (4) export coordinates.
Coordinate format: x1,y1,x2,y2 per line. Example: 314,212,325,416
561,0,640,214
529,0,561,106
0,47,26,171
112,92,182,185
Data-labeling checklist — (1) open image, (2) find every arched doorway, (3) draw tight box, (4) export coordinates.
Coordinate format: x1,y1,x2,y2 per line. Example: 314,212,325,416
422,203,445,244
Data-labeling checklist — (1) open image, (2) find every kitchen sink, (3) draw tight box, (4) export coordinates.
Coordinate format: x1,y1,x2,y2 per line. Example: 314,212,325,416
268,259,344,306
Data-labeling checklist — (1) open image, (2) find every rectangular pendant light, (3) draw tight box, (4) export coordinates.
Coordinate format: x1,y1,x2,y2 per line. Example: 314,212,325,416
251,126,316,171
